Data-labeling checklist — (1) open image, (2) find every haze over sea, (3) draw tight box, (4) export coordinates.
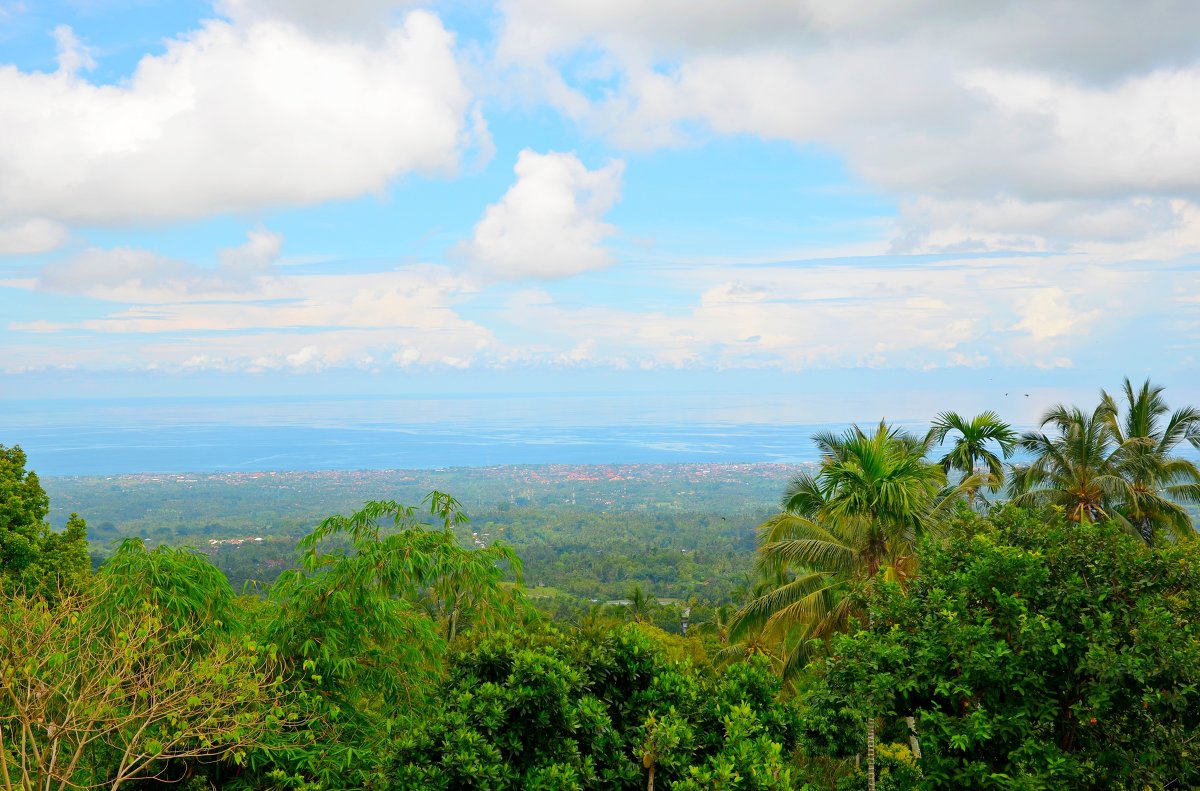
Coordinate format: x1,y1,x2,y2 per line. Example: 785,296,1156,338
4,394,936,477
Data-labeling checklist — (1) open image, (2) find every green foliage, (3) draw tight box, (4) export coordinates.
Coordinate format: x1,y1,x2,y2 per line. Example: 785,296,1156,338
10,378,1200,790
671,702,796,790
1100,377,1200,542
0,577,278,790
0,444,89,598
96,538,239,643
6,459,804,790
244,494,529,789
807,505,1200,789
391,625,802,790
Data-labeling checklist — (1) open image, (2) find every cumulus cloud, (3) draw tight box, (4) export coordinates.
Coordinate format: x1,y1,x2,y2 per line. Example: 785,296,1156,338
0,10,478,225
458,150,624,279
498,0,1200,79
494,0,1200,254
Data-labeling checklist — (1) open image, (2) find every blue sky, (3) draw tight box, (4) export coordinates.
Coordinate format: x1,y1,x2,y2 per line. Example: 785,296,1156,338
2,0,1200,426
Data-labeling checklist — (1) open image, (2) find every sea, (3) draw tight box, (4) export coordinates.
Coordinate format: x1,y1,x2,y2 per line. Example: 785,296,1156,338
1,393,934,477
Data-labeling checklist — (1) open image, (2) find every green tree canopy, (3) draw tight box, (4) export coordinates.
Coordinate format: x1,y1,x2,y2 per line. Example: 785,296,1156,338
247,494,529,789
0,444,89,598
808,505,1200,789
392,623,802,790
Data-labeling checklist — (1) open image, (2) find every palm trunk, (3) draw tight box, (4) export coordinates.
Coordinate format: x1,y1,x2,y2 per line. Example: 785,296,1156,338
866,717,876,791
646,763,655,791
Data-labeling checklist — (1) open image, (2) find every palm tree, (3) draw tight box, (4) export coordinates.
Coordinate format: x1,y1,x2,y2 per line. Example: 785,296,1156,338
707,569,793,671
625,585,653,624
1010,403,1129,524
732,422,961,665
930,410,1017,505
692,603,737,645
1100,378,1200,543
732,421,968,790
1012,388,1200,543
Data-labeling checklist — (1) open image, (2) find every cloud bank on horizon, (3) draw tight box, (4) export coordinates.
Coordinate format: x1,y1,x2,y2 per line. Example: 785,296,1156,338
1,0,1198,403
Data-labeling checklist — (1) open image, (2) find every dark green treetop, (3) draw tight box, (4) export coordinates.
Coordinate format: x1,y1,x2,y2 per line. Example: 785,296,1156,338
0,443,89,597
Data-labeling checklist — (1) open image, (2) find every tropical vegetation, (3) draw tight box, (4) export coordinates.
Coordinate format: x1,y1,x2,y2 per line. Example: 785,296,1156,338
3,377,1200,789
1010,379,1200,543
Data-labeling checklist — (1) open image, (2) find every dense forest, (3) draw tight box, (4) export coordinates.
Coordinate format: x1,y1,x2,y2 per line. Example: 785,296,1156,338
45,465,798,616
3,378,1200,789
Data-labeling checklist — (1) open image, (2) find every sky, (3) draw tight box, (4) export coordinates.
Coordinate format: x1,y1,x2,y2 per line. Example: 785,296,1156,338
2,0,1200,426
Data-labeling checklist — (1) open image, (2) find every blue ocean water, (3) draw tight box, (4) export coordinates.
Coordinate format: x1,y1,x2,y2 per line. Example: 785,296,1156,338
1,394,932,476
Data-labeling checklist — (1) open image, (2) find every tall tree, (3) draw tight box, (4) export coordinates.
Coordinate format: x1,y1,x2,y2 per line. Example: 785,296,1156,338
930,410,1017,505
734,423,960,664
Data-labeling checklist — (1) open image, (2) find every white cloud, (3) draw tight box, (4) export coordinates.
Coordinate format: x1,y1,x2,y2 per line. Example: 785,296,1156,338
0,218,69,255
0,10,478,224
130,324,492,374
493,252,1159,372
1011,287,1102,343
7,233,497,374
8,244,1190,376
891,196,1200,255
36,229,284,302
27,267,485,335
494,0,1200,254
284,345,324,370
458,150,624,279
52,25,95,75
700,282,769,305
556,338,596,365
498,1,1200,80
217,228,283,279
